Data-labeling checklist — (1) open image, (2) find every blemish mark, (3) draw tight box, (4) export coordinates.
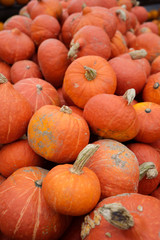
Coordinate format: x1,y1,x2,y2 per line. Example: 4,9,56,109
74,83,79,88
105,232,112,238
137,205,143,212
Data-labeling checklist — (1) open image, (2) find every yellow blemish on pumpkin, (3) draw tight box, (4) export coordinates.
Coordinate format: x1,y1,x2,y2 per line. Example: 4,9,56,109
137,205,143,212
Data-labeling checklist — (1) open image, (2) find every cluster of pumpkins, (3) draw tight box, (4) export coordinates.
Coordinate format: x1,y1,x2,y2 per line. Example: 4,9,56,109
1,0,160,239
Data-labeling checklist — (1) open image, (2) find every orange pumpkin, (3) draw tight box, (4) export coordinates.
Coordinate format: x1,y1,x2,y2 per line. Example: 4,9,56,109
85,139,139,198
109,49,147,95
81,193,160,240
67,25,111,61
83,89,139,142
0,139,44,178
28,105,90,163
30,14,61,46
62,55,117,109
0,74,32,144
14,77,60,113
37,38,70,88
133,102,160,143
0,166,71,240
42,144,101,216
10,60,42,84
127,142,160,195
0,28,35,64
4,15,32,37
142,72,160,104
131,6,148,24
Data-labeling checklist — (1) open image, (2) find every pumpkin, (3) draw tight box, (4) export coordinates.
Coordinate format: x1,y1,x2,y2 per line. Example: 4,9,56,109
151,55,160,74
110,30,128,58
27,0,62,20
0,166,71,240
69,106,83,117
0,61,11,82
28,105,90,163
127,142,160,195
61,6,117,48
109,49,147,95
136,22,159,35
129,32,160,63
62,55,117,109
133,102,160,143
0,28,35,65
131,6,148,24
83,89,139,142
37,38,70,88
42,144,101,216
67,0,118,15
135,26,152,35
142,72,160,104
0,174,5,185
85,139,139,199
3,15,32,37
10,60,42,84
0,74,32,144
81,193,160,240
30,14,61,46
67,25,111,61
14,77,60,113
0,139,45,178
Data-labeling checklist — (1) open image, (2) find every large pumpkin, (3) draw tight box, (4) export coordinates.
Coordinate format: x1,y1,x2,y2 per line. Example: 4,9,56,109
28,105,90,163
83,89,139,142
0,166,71,240
62,55,117,109
0,74,32,144
81,193,160,240
85,139,139,198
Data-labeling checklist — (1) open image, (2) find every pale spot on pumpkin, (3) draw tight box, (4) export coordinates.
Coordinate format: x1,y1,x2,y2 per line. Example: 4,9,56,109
137,205,143,212
74,83,79,88
105,232,112,238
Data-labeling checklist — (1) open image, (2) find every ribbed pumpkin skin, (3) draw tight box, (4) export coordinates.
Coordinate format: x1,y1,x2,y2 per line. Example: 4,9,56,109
0,167,71,240
3,15,32,37
14,78,60,113
28,105,90,163
0,139,44,178
142,73,160,104
85,139,139,198
127,143,160,195
38,39,70,88
0,81,32,144
63,55,117,109
83,93,139,142
0,28,35,64
10,60,42,84
82,193,160,240
133,102,160,143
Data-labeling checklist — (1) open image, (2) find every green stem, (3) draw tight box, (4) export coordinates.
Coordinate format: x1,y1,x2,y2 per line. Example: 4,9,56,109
60,105,72,114
84,66,97,81
139,162,158,181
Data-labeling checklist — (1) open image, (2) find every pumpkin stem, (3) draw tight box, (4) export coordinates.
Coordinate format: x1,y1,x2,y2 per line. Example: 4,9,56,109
153,82,159,89
82,2,87,9
84,66,97,81
35,179,42,188
139,162,158,181
60,105,72,114
116,9,126,21
129,49,147,60
123,88,136,105
70,144,100,175
36,84,43,93
131,0,139,6
68,41,80,60
0,73,8,83
26,65,31,69
99,203,134,230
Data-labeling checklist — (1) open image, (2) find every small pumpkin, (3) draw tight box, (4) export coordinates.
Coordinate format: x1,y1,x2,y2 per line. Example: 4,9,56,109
133,101,160,143
10,60,42,84
0,139,45,178
81,193,160,240
83,89,139,142
30,14,61,46
0,74,32,144
37,38,70,88
127,142,160,195
85,139,139,199
28,105,90,163
42,144,101,216
14,77,60,113
142,72,160,104
63,55,117,109
0,166,71,240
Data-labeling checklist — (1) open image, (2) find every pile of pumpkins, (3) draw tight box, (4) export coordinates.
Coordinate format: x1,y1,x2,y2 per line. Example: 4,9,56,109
1,0,160,239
